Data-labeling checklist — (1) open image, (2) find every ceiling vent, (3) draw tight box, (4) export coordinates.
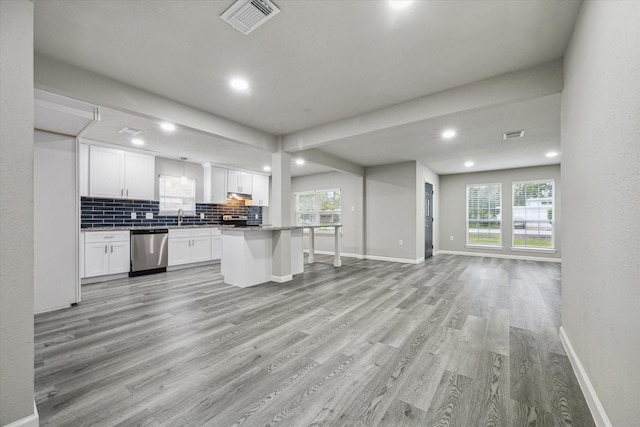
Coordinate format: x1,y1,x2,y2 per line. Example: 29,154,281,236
503,130,525,140
221,0,280,35
118,126,142,137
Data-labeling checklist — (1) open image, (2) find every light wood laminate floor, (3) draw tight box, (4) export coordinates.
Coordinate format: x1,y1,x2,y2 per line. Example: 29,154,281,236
34,255,595,426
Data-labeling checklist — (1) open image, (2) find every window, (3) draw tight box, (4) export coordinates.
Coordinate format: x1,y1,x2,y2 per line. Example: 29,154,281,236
159,175,196,215
295,188,341,232
467,183,502,247
512,180,555,250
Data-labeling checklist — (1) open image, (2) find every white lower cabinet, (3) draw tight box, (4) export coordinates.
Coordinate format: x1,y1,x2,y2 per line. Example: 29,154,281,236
211,228,222,260
83,231,130,278
168,228,216,266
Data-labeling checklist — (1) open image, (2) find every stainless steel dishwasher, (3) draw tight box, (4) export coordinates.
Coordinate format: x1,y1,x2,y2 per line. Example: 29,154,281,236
130,229,169,277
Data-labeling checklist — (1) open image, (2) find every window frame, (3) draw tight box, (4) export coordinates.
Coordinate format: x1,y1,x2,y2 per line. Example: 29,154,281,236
158,174,197,216
511,179,556,252
294,188,341,234
466,183,503,249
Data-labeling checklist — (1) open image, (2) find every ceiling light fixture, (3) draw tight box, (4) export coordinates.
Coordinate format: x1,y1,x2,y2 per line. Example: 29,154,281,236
263,166,271,172
295,158,305,165
442,129,456,139
389,0,413,10
160,122,176,132
230,77,249,91
131,138,144,145
546,151,559,158
464,161,474,168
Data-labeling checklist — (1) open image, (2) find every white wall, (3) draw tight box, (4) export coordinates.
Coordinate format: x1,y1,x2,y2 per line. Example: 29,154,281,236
34,132,79,313
291,172,364,256
439,165,561,260
0,0,36,425
561,2,640,425
365,162,420,262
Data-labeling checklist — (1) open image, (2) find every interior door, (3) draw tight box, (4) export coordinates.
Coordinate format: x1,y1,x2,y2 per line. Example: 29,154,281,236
425,182,434,259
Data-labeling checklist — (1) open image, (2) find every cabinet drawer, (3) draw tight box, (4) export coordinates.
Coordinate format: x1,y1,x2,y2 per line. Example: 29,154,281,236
189,228,212,238
85,231,129,243
169,229,191,239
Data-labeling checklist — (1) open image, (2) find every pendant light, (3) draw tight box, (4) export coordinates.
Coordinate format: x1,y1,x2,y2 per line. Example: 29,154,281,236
180,157,188,183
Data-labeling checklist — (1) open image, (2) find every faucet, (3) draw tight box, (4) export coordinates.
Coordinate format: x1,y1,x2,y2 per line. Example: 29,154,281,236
178,208,184,227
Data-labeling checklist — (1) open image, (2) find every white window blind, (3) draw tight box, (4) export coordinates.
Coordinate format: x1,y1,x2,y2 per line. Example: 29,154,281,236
512,180,555,250
466,183,502,247
159,175,196,215
294,188,341,232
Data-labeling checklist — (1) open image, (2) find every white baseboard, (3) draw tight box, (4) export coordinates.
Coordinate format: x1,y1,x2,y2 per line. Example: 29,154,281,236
304,250,365,259
559,326,612,427
363,254,424,264
5,401,39,427
271,274,293,283
437,250,561,263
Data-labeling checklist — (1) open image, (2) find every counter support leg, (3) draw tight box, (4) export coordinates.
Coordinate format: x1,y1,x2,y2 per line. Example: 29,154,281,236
308,228,315,264
333,226,342,267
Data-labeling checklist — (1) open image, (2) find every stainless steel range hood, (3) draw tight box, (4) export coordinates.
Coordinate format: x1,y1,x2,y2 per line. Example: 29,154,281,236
227,192,252,201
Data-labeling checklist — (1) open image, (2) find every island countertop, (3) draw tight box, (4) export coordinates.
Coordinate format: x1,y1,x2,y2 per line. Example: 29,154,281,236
223,224,342,231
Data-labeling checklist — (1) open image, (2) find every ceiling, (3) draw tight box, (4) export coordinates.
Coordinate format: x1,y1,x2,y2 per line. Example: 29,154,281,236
34,0,581,176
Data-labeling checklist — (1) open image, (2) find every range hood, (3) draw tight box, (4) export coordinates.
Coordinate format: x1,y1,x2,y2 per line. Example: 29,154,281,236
227,192,252,201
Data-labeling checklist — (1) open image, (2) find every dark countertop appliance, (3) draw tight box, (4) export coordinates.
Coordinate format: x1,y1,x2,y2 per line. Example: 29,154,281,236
130,229,169,277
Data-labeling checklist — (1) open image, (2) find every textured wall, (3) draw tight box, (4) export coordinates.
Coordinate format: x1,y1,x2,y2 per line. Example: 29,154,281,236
561,2,640,425
439,165,561,259
0,0,35,424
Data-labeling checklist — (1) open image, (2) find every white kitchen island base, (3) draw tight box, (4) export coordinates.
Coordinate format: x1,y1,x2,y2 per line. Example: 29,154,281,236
222,228,304,288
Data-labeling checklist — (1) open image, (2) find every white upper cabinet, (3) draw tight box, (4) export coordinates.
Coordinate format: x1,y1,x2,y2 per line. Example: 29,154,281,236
124,151,155,200
89,145,155,200
203,164,228,204
252,174,270,206
227,169,252,195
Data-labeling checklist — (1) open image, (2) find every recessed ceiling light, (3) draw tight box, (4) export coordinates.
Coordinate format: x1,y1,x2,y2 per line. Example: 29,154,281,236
160,122,176,132
295,158,305,165
464,161,474,167
546,151,558,158
263,166,271,172
131,138,144,146
442,129,456,139
230,77,249,91
389,0,413,10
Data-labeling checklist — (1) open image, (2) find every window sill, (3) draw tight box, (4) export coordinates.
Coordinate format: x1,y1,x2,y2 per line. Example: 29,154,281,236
465,245,503,251
511,247,557,254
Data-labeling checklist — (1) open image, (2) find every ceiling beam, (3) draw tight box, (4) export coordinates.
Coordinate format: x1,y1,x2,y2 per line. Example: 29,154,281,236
34,54,278,153
293,148,364,176
281,60,563,152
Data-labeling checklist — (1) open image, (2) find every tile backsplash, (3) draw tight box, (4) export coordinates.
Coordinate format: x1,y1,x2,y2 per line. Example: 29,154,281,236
81,197,262,228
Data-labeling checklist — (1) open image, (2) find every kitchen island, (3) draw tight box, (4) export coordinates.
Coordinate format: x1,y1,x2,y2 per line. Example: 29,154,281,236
221,225,342,288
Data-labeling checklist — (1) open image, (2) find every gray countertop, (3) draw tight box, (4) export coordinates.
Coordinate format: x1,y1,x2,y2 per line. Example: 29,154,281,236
82,224,341,232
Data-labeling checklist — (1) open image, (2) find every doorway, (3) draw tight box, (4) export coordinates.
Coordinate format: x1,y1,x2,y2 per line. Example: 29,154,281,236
425,182,433,259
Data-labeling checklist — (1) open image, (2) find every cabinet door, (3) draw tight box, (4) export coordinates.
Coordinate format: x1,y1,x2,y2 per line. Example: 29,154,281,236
211,235,222,260
191,236,212,263
90,145,124,198
168,237,191,266
204,166,228,204
238,171,252,194
227,170,240,193
108,240,130,274
252,174,269,206
84,242,109,278
124,152,155,200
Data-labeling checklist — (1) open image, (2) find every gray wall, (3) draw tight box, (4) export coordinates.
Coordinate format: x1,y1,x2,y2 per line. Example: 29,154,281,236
0,0,36,424
561,2,640,425
439,165,561,260
365,162,420,261
154,156,204,203
291,172,364,256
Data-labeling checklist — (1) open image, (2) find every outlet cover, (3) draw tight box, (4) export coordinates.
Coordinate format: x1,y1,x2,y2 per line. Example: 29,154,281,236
200,213,205,219
450,235,454,241
399,239,404,246
146,212,153,219
255,214,259,220
130,212,137,220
